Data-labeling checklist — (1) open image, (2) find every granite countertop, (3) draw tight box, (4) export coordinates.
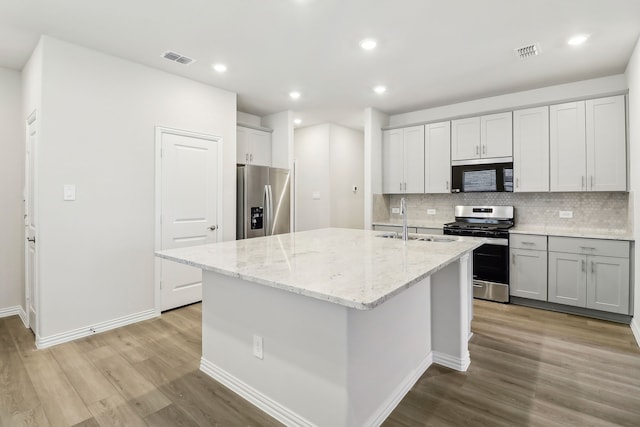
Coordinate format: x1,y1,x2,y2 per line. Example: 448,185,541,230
510,226,634,241
373,219,634,241
156,228,484,310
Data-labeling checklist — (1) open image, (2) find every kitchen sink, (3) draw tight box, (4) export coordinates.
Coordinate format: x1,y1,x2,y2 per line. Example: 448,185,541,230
376,233,456,243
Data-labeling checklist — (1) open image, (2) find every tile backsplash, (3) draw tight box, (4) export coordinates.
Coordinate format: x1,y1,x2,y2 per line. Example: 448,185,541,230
375,192,630,232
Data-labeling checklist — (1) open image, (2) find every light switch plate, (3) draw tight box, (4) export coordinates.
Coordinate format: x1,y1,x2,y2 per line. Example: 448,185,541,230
391,207,400,214
559,210,573,218
312,191,320,200
63,184,76,201
427,209,436,215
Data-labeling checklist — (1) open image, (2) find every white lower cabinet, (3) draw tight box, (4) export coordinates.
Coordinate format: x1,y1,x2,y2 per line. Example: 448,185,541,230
547,237,630,315
510,234,548,301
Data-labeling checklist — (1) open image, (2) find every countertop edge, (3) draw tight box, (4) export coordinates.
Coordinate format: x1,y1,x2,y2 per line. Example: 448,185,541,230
156,241,483,310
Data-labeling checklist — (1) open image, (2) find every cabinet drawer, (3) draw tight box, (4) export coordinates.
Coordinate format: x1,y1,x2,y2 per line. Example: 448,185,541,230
510,234,547,250
548,236,629,258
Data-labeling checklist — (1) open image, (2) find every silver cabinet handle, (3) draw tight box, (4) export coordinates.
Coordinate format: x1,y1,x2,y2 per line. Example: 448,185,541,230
591,261,595,274
516,178,519,189
580,246,595,251
250,153,253,162
445,180,449,190
208,225,217,231
581,259,585,272
476,146,480,155
400,182,402,192
590,175,594,189
482,145,486,155
522,241,535,245
404,182,407,191
581,176,585,189
512,254,516,264
27,237,35,243
245,153,249,162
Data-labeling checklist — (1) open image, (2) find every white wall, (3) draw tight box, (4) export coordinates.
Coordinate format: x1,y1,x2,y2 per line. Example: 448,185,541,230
625,35,640,345
330,126,364,229
25,36,236,339
389,74,627,127
294,124,364,231
236,111,261,126
295,124,331,231
0,67,24,313
363,108,389,229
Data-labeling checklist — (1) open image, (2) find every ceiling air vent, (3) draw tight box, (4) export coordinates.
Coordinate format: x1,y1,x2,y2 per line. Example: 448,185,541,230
514,43,541,59
162,51,195,65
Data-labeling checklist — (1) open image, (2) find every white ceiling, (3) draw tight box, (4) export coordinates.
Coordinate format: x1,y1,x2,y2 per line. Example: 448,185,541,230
1,0,640,129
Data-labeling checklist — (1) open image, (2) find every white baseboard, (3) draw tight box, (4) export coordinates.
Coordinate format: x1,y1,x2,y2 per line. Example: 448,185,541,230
200,358,315,427
18,307,28,328
433,350,471,372
631,318,640,348
35,309,158,349
0,305,26,323
364,352,433,427
201,352,433,427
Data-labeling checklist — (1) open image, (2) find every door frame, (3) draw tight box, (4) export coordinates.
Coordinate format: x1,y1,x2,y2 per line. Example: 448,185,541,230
24,110,38,330
154,126,224,315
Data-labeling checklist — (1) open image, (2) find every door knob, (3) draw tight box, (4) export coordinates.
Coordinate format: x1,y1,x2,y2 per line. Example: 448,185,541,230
208,225,217,231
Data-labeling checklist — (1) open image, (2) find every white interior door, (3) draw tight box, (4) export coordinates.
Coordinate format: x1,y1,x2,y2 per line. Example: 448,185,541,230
25,111,38,334
159,129,221,311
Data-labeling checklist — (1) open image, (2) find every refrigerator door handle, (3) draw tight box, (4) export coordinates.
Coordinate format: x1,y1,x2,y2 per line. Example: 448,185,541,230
263,184,273,236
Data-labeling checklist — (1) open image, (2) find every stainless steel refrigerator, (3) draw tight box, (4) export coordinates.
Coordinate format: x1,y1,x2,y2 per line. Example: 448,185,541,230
237,165,291,239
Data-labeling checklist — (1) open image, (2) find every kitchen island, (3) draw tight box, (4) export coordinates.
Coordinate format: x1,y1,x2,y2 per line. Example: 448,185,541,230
156,228,484,427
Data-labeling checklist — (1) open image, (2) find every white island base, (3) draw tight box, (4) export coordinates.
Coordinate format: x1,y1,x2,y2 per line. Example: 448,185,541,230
198,254,472,427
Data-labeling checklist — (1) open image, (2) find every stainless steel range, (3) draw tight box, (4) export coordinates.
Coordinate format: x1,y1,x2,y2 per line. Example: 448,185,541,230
443,206,514,303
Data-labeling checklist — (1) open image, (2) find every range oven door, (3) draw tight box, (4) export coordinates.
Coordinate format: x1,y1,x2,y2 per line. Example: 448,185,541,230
473,241,510,303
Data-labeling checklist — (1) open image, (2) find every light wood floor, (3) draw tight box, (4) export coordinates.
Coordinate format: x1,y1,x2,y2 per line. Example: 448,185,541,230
1,300,639,426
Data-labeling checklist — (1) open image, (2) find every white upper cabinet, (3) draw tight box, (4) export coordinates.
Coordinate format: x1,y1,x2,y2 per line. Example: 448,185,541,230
451,117,480,161
586,96,627,191
424,121,451,193
513,106,549,192
452,112,512,162
481,112,512,159
550,96,626,192
237,125,272,167
382,126,425,194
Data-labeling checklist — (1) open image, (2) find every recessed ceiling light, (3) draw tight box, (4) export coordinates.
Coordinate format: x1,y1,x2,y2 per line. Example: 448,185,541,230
360,39,377,50
373,85,387,94
212,63,227,73
568,34,590,46
289,91,301,100
294,118,302,125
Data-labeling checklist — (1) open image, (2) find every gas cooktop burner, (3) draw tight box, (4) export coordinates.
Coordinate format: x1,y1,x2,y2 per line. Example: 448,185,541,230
442,205,515,238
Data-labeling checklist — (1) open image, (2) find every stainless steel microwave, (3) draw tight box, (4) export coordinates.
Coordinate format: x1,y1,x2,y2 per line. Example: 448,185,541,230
451,162,513,193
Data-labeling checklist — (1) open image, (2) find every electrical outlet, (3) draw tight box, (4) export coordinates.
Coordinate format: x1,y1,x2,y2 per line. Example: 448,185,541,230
253,335,263,360
559,210,573,219
391,207,400,214
427,209,436,215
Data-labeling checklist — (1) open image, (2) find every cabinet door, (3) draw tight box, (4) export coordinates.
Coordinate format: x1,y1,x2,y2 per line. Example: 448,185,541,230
451,117,480,161
587,255,630,314
382,129,404,193
513,106,549,192
548,252,586,307
237,126,249,164
550,101,586,192
481,112,512,158
586,96,627,191
510,249,547,301
248,129,272,167
425,121,450,193
403,126,425,193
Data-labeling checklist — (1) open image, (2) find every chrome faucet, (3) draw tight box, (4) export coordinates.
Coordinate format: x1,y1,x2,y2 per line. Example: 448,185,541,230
400,197,408,241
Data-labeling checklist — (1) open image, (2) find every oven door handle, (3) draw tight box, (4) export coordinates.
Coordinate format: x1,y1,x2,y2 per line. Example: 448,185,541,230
480,238,509,246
